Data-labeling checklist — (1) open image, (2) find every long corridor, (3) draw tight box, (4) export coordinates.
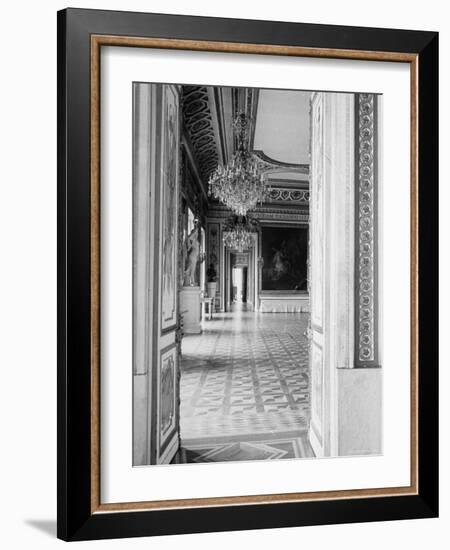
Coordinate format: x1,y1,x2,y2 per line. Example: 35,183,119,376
179,305,314,463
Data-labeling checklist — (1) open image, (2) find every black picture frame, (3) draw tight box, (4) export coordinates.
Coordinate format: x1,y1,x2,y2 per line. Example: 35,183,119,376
57,7,438,541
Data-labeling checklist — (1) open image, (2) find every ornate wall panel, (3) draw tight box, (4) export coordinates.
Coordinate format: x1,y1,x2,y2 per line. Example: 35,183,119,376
133,83,181,466
155,86,181,464
158,344,178,458
160,86,179,333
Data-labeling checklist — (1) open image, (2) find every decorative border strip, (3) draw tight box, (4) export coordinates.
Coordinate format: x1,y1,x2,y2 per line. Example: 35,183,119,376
355,94,378,366
267,188,310,204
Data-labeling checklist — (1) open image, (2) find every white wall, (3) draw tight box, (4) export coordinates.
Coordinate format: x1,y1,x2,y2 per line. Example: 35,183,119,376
0,1,447,549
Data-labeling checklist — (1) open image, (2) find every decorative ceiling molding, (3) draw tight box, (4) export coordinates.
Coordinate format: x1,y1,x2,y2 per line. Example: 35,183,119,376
267,177,309,189
182,86,220,187
253,150,310,176
182,85,310,202
207,202,308,223
208,210,309,224
267,188,310,204
256,212,309,223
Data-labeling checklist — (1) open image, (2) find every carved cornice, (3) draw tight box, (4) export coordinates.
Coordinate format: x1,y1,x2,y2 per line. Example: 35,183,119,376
267,188,310,204
207,202,308,223
267,177,309,189
257,212,309,222
355,93,378,367
182,86,220,187
207,200,308,214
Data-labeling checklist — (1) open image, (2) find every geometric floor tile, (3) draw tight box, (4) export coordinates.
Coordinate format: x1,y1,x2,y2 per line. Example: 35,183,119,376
179,304,313,462
181,434,314,463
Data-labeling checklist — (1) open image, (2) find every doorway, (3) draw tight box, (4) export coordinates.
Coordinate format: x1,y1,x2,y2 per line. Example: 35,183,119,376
178,231,313,463
232,266,248,303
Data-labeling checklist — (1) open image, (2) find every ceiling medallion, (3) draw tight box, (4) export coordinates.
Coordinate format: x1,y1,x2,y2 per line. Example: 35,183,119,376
208,113,270,215
222,215,258,252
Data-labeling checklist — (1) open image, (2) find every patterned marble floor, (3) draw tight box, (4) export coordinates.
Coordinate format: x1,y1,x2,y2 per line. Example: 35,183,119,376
180,305,313,462
179,435,314,464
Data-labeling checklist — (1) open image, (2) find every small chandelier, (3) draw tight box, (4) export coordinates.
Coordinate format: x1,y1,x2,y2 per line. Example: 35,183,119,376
223,215,258,252
208,113,270,215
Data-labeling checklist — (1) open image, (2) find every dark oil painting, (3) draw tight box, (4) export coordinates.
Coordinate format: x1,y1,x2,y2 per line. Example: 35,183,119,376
261,226,308,291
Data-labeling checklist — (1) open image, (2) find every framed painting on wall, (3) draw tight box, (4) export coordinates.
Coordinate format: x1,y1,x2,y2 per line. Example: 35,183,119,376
260,225,308,292
57,8,438,542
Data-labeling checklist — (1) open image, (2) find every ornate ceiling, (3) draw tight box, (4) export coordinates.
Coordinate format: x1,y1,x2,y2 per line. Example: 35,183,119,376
182,85,311,206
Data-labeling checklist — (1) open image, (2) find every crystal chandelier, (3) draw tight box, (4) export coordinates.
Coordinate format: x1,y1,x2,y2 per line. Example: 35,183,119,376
208,113,270,215
222,216,258,252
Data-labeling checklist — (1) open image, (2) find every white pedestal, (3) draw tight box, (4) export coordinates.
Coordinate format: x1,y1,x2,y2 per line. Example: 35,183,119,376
180,286,202,334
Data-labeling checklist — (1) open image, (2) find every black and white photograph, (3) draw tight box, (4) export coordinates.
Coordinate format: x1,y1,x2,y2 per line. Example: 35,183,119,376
133,84,382,466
